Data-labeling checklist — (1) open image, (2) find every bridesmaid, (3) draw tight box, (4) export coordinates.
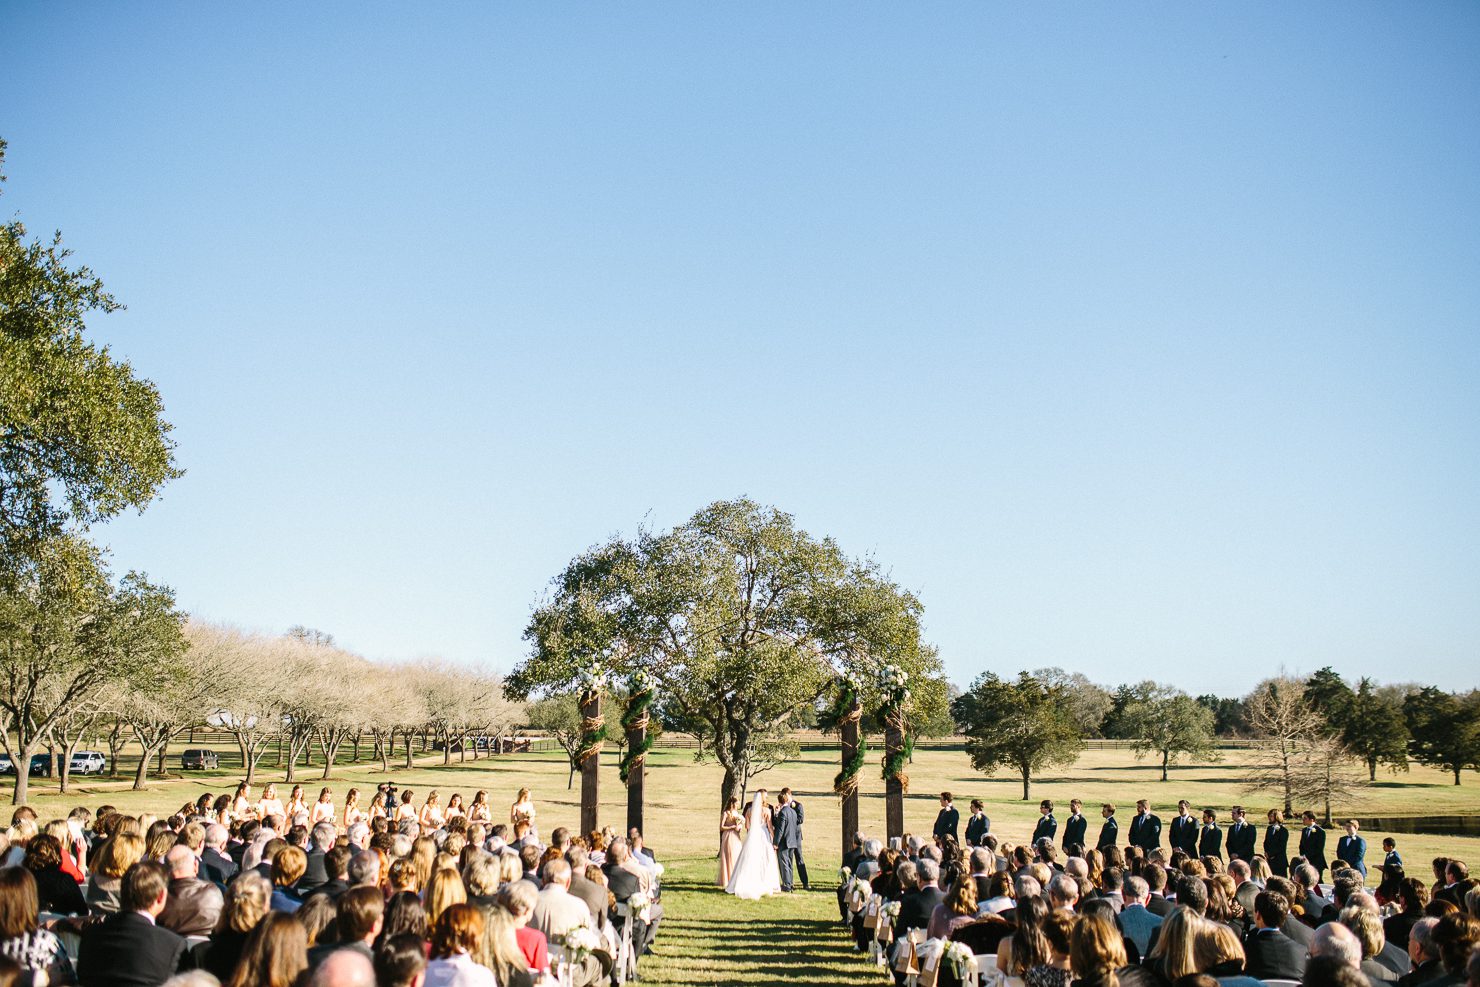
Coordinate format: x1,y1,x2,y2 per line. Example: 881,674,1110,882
233,782,255,820
395,789,418,825
368,790,388,822
419,791,444,830
511,788,537,838
286,784,307,819
445,793,466,821
343,788,363,829
718,796,745,887
257,783,284,822
1265,809,1289,877
310,787,335,826
468,791,491,825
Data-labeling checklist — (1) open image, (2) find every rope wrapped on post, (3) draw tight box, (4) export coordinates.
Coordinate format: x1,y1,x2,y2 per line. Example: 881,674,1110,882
575,667,607,766
618,669,655,784
821,678,867,797
878,664,914,792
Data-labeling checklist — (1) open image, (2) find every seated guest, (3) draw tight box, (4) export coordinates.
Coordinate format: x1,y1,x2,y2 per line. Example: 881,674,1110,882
478,883,541,987
927,875,978,940
1244,890,1306,982
1399,917,1441,987
1307,921,1365,987
527,861,600,987
999,896,1051,978
24,834,88,916
374,934,427,987
225,911,308,987
1118,875,1163,957
300,824,336,895
86,834,145,915
1146,908,1204,983
318,847,353,900
563,847,606,926
158,845,224,939
979,871,1015,916
270,846,307,913
898,859,946,941
309,886,383,968
199,826,238,887
78,860,187,987
1070,912,1156,987
0,867,76,985
200,872,272,982
1143,865,1173,918
424,905,494,987
1191,920,1262,987
297,894,337,949
1420,913,1480,987
603,840,656,957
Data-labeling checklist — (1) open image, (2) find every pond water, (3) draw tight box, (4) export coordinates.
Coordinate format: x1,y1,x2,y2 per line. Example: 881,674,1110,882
1357,815,1480,836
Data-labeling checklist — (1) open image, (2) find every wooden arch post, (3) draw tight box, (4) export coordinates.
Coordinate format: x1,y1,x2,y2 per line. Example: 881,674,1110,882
578,687,603,837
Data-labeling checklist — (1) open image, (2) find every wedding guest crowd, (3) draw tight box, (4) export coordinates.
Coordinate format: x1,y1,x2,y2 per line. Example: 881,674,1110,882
0,783,663,987
836,794,1480,987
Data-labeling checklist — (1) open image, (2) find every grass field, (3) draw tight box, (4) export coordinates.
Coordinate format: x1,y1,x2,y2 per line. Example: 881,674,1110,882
8,742,1478,986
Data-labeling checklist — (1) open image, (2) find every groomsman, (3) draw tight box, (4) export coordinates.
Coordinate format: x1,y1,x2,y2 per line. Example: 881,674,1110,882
1299,811,1327,880
1264,810,1290,877
1170,800,1199,857
1097,804,1119,851
964,800,990,847
932,793,959,844
1226,806,1256,862
1032,800,1057,846
1129,800,1162,851
1198,808,1223,860
1062,799,1088,851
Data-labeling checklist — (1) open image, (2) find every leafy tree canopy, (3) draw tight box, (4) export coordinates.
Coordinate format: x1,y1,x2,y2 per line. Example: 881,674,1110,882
1403,686,1480,786
507,498,943,807
951,670,1084,801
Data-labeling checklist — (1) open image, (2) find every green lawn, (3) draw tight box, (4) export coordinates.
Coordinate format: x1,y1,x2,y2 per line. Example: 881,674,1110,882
9,742,1479,985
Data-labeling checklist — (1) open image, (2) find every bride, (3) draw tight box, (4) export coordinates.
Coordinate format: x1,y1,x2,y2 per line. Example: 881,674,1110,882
725,789,782,899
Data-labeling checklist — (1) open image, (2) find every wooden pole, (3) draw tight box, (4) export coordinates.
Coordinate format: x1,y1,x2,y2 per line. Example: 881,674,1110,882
579,689,601,836
625,715,645,835
885,718,904,843
840,698,861,858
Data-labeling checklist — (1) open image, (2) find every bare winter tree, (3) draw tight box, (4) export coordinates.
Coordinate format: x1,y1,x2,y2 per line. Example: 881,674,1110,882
1243,676,1327,814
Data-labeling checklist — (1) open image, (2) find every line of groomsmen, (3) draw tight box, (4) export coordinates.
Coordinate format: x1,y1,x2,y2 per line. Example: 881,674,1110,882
933,793,1376,879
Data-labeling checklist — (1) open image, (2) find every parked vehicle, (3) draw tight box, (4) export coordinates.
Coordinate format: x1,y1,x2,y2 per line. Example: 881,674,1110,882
0,753,56,777
181,748,220,770
69,751,107,775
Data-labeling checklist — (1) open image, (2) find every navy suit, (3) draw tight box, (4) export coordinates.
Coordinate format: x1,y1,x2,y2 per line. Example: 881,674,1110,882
1032,813,1057,845
1098,816,1119,850
1337,834,1367,877
1062,813,1087,850
933,805,959,843
1199,824,1223,860
1170,814,1199,856
1226,820,1256,861
772,801,804,891
964,812,990,847
1129,812,1162,850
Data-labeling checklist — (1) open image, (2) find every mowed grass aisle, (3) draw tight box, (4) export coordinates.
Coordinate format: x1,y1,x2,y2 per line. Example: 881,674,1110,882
641,858,886,987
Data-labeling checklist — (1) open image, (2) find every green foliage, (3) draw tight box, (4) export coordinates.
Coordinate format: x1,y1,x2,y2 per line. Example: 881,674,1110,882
1402,687,1480,786
951,670,1085,800
0,145,181,555
1303,668,1409,780
618,675,658,784
1119,681,1217,781
1195,694,1250,736
509,498,944,807
0,534,186,803
1033,667,1113,738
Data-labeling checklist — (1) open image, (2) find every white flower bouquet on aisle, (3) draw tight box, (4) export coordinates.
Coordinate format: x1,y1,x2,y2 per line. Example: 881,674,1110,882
627,890,652,922
943,941,978,981
560,925,602,962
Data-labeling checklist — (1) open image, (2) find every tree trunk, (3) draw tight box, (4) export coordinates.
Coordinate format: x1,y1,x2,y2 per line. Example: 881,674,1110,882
1021,765,1031,802
11,743,37,806
1368,758,1377,782
404,732,414,769
840,700,861,859
157,741,168,774
885,719,904,842
352,732,361,762
579,690,601,837
720,765,744,810
1455,767,1462,786
133,746,154,790
1161,749,1170,782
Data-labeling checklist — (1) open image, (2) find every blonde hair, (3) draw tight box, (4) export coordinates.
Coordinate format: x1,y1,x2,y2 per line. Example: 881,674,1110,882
218,872,272,934
423,865,467,926
93,833,145,879
1193,921,1246,970
1071,913,1127,987
473,893,530,982
1149,909,1206,980
410,837,438,891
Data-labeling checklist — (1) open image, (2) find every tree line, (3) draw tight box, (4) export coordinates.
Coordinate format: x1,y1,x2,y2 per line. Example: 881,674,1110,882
950,666,1480,811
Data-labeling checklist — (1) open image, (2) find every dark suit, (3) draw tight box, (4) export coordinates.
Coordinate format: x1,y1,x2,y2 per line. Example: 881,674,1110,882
300,849,329,892
1226,820,1256,861
1129,812,1162,851
1281,915,1315,949
896,886,946,937
1337,835,1368,877
1032,814,1057,845
1244,928,1307,982
964,812,990,847
933,805,960,843
603,864,655,956
1098,816,1119,850
1199,824,1224,860
158,877,224,939
1265,825,1290,876
1063,813,1087,850
78,911,187,987
1145,892,1173,918
1170,814,1199,857
1300,825,1328,877
1398,959,1441,987
772,801,803,891
199,848,237,886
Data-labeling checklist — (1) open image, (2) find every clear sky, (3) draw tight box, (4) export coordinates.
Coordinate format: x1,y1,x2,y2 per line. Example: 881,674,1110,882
3,3,1478,697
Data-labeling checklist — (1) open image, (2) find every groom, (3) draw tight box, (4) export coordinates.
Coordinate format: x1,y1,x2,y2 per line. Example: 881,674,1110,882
772,787,808,892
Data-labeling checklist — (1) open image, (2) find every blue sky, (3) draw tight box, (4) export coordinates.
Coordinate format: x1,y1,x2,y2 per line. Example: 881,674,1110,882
3,3,1478,696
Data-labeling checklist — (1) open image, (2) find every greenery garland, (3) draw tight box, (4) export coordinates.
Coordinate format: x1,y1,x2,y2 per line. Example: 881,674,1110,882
619,670,656,783
575,668,608,766
878,664,914,792
824,678,868,798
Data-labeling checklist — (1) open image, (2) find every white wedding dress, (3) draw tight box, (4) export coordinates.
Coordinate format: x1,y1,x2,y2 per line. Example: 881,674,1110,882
725,792,782,899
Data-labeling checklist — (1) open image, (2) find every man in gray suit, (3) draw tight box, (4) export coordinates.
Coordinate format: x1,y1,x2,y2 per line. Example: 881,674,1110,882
772,788,805,892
